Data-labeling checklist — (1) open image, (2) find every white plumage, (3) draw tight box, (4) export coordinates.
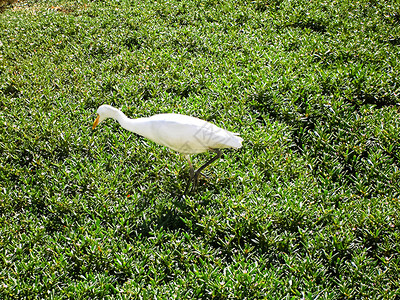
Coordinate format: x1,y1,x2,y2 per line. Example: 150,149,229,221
92,105,243,192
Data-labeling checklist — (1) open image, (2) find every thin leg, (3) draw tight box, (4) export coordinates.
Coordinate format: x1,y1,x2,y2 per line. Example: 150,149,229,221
184,155,194,194
185,155,194,179
192,149,222,191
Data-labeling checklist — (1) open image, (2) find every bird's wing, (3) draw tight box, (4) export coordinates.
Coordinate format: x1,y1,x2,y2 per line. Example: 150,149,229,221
147,114,242,153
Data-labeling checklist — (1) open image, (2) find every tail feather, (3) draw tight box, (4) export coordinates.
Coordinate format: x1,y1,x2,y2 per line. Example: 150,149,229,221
229,135,243,149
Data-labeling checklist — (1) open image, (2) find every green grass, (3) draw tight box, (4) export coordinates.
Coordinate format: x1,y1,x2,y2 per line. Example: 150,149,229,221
1,0,400,298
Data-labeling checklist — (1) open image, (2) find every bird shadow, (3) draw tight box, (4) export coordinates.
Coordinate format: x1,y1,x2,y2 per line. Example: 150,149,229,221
122,166,228,239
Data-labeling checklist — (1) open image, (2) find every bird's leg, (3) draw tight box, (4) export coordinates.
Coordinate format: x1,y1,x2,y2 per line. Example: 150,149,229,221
192,149,222,190
185,155,194,179
184,155,194,194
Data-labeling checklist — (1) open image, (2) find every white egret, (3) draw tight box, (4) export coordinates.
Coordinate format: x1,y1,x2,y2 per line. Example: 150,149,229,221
92,105,243,192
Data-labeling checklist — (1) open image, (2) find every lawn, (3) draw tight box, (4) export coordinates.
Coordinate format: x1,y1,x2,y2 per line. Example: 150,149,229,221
1,0,399,298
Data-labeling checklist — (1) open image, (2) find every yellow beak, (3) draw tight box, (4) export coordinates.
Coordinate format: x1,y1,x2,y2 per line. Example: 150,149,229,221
92,114,100,130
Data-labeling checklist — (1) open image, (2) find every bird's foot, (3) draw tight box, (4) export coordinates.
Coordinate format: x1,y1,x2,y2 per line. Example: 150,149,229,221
183,150,221,194
184,170,207,194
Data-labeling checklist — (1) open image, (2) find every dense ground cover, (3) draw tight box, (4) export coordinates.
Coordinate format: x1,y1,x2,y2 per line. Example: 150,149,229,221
1,0,399,298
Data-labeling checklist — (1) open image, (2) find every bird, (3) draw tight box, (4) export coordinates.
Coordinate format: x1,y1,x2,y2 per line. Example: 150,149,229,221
92,104,243,193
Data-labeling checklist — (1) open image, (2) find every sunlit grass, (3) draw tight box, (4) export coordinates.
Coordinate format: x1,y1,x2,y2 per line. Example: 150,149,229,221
1,0,399,298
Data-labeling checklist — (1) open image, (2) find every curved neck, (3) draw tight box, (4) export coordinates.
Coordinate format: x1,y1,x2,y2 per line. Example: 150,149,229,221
111,109,127,124
115,113,154,139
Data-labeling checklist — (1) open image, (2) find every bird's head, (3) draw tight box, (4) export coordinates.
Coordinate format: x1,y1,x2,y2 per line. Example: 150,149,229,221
92,105,121,129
